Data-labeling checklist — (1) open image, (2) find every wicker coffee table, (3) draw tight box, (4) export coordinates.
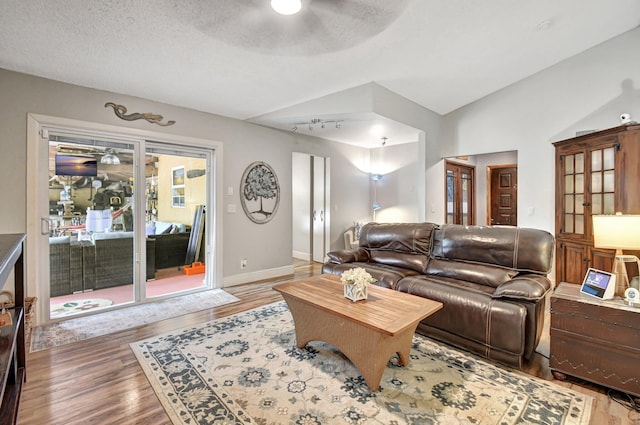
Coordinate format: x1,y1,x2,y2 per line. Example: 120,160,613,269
273,274,443,391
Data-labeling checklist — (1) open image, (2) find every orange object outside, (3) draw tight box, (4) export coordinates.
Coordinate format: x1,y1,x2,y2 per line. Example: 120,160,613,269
184,262,206,275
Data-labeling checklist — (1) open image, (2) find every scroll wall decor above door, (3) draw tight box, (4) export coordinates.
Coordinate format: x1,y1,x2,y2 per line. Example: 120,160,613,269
105,102,175,126
241,161,280,224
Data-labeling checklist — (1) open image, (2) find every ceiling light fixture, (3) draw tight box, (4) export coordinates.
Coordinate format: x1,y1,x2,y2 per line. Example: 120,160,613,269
291,118,342,133
271,0,301,15
100,148,120,165
290,118,344,132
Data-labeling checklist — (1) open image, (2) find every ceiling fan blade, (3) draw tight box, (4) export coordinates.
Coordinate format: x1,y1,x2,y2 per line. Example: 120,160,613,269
174,0,410,55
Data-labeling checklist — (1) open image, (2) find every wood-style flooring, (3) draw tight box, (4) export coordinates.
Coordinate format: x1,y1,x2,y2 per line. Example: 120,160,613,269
18,261,638,424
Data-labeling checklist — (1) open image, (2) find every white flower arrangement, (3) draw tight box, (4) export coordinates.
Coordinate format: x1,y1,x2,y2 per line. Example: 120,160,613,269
340,267,375,288
341,268,375,302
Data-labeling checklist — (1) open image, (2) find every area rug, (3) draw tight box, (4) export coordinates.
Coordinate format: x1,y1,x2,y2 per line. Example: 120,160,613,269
30,289,239,352
50,298,113,319
131,301,593,425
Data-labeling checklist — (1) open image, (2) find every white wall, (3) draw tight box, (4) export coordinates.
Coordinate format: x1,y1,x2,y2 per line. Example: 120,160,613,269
371,141,421,223
439,26,640,233
0,68,372,295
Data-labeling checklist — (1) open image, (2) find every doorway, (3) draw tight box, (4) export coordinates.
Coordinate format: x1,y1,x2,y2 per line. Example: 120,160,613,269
292,153,330,263
27,114,220,324
488,165,518,226
445,160,475,225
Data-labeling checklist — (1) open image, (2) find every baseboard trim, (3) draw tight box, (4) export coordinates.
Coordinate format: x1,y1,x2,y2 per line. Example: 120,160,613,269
222,265,295,287
292,251,311,261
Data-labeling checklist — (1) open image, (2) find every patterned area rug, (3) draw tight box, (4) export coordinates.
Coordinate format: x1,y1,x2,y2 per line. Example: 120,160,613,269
50,298,113,319
131,301,593,425
31,289,239,352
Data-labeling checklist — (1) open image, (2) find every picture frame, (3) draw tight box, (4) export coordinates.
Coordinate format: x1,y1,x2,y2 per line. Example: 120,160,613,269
171,166,185,208
240,161,280,224
172,166,185,186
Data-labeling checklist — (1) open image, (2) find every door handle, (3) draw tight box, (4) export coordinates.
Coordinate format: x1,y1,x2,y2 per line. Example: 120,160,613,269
320,210,324,222
313,210,316,221
41,217,53,235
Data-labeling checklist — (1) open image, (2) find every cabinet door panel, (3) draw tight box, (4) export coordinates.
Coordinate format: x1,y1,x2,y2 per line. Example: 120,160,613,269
557,242,588,284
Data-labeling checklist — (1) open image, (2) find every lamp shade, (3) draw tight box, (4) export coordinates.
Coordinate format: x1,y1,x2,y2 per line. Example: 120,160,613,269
592,214,640,250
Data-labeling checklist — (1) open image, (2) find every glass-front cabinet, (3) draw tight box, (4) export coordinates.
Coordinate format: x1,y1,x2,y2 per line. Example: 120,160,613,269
554,125,640,285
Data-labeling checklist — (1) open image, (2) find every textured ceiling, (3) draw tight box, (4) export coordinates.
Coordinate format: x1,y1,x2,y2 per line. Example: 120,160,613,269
0,0,639,147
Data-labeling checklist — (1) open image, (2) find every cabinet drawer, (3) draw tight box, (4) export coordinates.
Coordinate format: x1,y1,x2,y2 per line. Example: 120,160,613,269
550,312,640,350
550,329,640,397
550,299,640,350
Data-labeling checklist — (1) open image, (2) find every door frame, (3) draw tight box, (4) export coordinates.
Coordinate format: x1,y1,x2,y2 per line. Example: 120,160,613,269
26,114,223,325
486,164,517,226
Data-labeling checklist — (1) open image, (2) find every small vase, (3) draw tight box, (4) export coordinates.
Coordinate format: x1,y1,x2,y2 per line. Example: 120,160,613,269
344,284,368,302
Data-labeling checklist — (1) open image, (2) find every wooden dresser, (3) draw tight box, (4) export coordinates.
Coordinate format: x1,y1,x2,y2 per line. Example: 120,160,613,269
550,282,640,397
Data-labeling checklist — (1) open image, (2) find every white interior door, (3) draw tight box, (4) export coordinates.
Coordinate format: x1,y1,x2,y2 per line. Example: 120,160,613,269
291,153,330,263
312,156,326,263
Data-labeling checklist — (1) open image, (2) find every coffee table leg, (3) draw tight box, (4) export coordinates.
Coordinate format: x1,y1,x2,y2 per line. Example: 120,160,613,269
395,332,414,367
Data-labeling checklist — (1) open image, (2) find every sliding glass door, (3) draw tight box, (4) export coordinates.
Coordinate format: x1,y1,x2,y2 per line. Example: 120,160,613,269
43,132,212,320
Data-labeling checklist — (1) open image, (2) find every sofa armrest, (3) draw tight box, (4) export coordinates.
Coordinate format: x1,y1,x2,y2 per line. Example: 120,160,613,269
326,248,370,264
492,274,551,302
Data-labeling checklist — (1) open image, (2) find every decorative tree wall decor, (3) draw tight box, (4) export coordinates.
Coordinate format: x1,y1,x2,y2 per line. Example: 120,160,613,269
241,161,280,224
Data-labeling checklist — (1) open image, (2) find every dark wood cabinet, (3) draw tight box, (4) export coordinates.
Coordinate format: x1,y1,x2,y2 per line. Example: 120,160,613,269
550,283,640,397
0,234,26,425
553,124,640,284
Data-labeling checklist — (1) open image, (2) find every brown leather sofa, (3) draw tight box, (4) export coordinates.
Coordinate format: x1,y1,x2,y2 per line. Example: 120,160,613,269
322,222,554,368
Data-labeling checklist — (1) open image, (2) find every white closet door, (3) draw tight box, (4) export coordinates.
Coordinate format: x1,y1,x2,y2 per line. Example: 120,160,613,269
312,156,326,262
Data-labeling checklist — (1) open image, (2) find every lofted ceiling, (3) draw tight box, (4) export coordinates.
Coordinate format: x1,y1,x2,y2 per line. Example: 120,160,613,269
1,0,638,147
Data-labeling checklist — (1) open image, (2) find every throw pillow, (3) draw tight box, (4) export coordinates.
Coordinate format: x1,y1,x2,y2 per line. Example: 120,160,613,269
353,221,364,240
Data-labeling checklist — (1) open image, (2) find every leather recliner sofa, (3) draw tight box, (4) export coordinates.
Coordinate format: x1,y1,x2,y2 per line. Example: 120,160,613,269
322,222,554,368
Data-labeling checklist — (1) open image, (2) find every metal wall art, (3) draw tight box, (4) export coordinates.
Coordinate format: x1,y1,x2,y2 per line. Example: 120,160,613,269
105,102,175,126
241,161,280,224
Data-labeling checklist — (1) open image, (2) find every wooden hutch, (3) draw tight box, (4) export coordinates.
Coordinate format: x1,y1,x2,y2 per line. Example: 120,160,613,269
551,124,640,399
553,123,640,285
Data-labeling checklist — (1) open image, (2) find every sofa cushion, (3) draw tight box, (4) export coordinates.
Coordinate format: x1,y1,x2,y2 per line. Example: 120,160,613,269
396,275,527,359
359,222,435,273
322,261,420,290
431,224,554,274
425,258,517,288
49,236,71,244
92,231,134,241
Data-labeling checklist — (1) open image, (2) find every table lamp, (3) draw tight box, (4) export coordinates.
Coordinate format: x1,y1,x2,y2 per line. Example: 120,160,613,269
592,213,640,297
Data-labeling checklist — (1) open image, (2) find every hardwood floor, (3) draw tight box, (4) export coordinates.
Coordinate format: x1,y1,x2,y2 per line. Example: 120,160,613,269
18,261,638,424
